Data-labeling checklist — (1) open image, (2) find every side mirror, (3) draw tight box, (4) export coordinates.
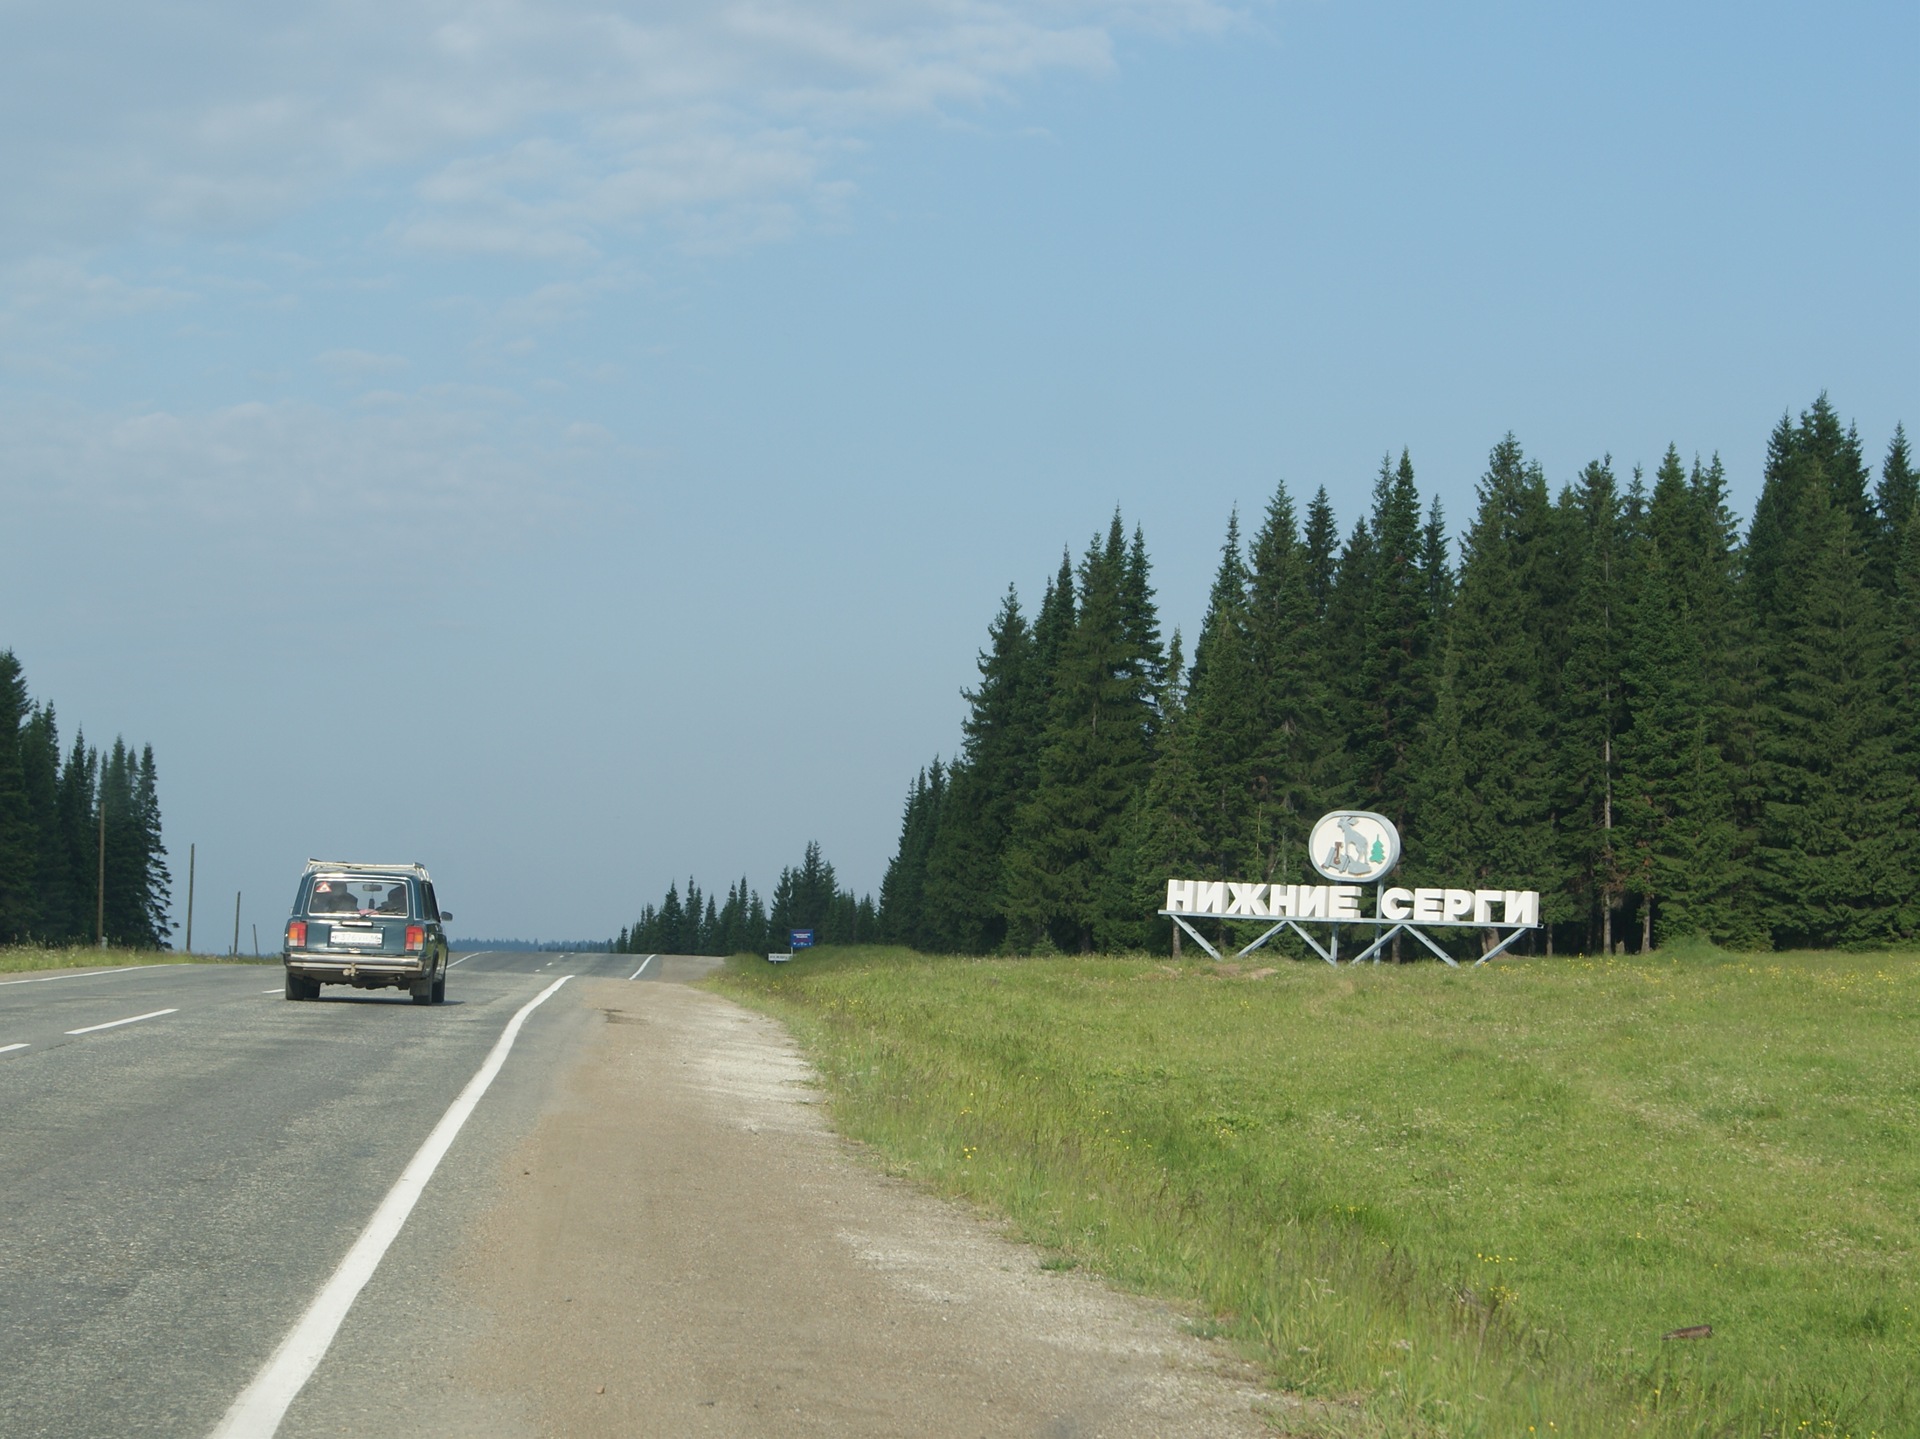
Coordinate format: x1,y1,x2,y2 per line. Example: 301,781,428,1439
440,911,453,922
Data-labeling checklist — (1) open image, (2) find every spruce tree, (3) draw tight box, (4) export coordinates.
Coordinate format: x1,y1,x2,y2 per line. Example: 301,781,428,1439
1752,476,1908,946
0,652,36,943
1357,451,1437,828
1004,521,1160,950
99,739,147,946
657,882,683,951
1321,515,1374,798
134,745,171,948
23,703,66,941
1247,479,1337,882
57,732,98,944
1555,457,1628,950
1876,425,1917,585
1303,487,1339,621
1187,509,1250,696
1413,437,1557,926
1184,513,1266,900
921,587,1042,952
1618,521,1742,946
878,761,944,945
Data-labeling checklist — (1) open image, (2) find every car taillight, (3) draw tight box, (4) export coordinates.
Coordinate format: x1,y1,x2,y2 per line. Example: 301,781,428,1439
287,920,307,949
405,925,425,952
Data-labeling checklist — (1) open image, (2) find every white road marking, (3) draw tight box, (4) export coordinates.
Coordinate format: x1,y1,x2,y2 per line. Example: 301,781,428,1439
0,963,184,987
65,1008,178,1035
447,952,478,967
629,954,656,981
208,974,574,1439
0,1042,27,1054
263,989,282,994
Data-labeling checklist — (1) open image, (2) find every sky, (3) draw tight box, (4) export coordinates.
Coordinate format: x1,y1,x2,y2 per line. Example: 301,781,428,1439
4,0,1915,947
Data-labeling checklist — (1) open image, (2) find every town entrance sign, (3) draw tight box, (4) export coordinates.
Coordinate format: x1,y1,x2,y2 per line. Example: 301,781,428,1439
1157,811,1542,967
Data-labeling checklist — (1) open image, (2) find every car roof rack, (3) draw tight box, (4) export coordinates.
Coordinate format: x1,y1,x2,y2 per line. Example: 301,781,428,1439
304,859,432,879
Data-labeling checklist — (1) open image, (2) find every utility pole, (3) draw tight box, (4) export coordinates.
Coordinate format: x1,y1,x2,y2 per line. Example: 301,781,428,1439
232,891,241,958
96,802,106,949
184,843,196,955
251,923,259,957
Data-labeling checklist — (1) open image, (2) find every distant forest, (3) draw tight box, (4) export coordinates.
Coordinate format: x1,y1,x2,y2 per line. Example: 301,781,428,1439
611,841,877,956
0,651,173,949
876,395,1919,956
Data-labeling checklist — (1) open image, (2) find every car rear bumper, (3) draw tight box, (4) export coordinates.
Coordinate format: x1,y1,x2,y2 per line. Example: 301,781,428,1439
285,952,431,984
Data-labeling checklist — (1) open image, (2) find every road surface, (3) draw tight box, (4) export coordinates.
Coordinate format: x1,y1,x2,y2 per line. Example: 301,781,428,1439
1,953,1277,1437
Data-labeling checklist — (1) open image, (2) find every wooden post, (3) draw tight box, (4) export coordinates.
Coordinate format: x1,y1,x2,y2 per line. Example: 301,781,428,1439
232,891,241,958
96,802,106,949
251,923,259,957
184,843,195,955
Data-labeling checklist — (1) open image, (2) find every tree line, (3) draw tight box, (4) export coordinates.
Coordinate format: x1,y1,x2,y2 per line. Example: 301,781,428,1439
611,840,878,955
876,395,1918,956
0,650,173,949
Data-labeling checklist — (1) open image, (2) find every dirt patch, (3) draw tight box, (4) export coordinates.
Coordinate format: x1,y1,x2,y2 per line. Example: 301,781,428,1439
451,978,1283,1436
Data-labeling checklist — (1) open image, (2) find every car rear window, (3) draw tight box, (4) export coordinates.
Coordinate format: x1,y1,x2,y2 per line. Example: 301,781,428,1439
306,877,412,916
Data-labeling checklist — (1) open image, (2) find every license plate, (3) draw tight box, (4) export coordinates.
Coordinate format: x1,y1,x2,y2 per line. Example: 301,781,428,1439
330,928,385,947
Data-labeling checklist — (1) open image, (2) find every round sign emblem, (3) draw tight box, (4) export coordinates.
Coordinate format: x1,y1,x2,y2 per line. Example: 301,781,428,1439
1308,810,1401,883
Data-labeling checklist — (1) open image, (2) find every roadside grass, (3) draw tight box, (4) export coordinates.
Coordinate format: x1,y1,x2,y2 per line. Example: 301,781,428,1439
714,943,1920,1438
0,946,265,974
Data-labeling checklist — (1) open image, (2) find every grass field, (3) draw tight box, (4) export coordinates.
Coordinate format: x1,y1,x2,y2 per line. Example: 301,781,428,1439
715,944,1920,1438
0,946,254,975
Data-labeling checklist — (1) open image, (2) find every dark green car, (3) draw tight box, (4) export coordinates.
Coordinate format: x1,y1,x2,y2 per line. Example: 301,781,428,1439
281,860,451,1004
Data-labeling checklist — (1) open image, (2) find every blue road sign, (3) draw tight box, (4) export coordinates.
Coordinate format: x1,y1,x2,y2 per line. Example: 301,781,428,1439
788,928,816,949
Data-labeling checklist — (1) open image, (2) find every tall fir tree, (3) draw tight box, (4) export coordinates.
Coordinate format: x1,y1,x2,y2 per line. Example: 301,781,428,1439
1752,474,1909,945
1321,515,1374,798
1183,513,1266,900
878,760,945,945
1356,450,1437,829
921,587,1042,952
1875,424,1917,585
1246,478,1338,882
1302,487,1339,621
22,703,67,941
1003,519,1161,950
1413,437,1557,938
1617,517,1742,946
0,652,37,942
1554,457,1628,950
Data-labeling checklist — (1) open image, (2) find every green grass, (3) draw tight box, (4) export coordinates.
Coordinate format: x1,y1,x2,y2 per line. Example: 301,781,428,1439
0,946,262,974
714,943,1920,1438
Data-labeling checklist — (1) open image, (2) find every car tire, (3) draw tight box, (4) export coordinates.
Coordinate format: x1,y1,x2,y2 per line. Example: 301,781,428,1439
285,972,316,1001
410,985,432,1005
431,972,447,1004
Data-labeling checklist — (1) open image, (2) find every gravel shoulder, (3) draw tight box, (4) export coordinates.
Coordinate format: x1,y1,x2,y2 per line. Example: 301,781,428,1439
418,976,1282,1436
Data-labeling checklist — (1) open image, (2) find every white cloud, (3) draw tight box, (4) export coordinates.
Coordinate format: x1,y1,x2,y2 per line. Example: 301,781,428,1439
315,348,410,380
1,0,1244,261
1,390,621,541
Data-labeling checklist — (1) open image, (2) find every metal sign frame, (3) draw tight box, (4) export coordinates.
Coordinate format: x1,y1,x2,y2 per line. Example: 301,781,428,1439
1157,901,1535,969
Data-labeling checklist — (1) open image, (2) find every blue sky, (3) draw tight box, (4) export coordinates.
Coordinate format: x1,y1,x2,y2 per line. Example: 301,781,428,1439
4,0,1915,945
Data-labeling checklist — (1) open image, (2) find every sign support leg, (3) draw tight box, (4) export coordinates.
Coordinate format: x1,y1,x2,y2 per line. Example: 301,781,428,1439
1169,915,1221,960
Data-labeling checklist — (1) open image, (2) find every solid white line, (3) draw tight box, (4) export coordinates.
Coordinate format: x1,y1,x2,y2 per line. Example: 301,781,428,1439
628,954,656,981
447,952,478,967
0,963,183,987
0,1043,27,1054
263,989,282,994
65,1007,178,1035
207,974,573,1439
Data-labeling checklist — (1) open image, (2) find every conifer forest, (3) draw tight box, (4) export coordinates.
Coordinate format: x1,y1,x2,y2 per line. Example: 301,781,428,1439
0,650,173,949
878,396,1920,957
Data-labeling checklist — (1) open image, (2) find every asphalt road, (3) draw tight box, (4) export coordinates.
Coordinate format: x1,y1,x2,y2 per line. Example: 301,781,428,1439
0,950,667,1439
